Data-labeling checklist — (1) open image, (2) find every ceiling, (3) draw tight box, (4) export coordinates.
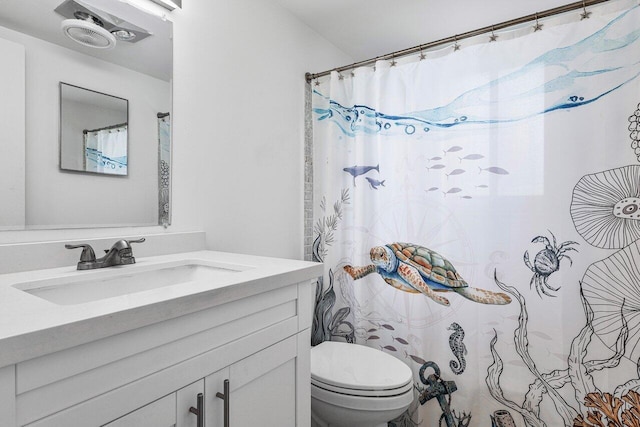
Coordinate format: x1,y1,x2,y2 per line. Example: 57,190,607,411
0,0,590,81
0,0,172,81
275,0,582,63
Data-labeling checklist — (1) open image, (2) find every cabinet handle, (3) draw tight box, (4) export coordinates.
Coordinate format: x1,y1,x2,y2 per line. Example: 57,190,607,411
189,392,204,427
216,379,230,427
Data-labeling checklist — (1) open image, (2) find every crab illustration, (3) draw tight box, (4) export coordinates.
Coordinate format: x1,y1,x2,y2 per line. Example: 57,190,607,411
523,231,579,297
343,242,512,306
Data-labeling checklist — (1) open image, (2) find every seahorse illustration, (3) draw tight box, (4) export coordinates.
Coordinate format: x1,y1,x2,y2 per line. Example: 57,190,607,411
448,322,467,375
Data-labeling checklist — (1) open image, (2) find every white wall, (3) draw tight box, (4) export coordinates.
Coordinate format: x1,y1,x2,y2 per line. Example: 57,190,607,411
0,37,25,230
171,0,352,260
0,0,351,255
0,25,170,229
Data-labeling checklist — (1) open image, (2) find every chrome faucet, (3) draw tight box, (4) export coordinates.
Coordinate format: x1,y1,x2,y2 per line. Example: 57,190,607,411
66,238,146,270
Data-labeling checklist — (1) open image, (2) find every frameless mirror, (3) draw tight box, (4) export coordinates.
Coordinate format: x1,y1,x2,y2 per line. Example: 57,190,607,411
60,83,129,175
0,0,172,230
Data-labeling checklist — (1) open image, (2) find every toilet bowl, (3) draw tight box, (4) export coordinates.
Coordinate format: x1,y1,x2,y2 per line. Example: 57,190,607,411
310,341,414,427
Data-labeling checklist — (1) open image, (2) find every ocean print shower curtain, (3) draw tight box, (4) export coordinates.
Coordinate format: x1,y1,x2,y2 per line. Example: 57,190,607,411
84,125,128,175
311,2,640,426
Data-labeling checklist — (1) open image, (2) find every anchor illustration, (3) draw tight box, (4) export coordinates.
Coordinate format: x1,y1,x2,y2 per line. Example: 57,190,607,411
418,361,470,427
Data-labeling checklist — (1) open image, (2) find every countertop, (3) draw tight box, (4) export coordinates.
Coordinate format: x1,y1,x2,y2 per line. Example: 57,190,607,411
0,250,322,368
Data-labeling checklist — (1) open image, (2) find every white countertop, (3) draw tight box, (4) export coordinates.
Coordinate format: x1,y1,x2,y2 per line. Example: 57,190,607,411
0,250,322,368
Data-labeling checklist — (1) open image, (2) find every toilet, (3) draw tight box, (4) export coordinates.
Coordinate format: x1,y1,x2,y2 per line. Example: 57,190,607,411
310,341,414,427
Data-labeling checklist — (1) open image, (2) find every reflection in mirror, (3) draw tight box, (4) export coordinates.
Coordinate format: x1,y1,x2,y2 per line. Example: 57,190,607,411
60,83,129,176
0,0,172,230
158,112,171,226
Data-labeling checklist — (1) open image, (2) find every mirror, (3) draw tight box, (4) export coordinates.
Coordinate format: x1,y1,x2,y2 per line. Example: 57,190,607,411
0,0,172,230
60,83,129,175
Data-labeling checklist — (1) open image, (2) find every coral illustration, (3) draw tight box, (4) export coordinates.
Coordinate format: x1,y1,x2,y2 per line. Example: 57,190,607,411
629,102,640,162
491,409,517,427
311,189,354,346
312,189,350,262
573,390,640,426
311,269,355,346
451,410,472,427
485,271,630,427
570,165,640,249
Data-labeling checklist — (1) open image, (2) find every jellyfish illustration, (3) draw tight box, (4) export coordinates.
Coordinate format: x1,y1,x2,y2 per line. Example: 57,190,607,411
581,239,640,361
570,165,640,249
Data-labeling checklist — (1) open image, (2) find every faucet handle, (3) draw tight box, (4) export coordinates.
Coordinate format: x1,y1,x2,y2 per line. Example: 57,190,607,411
65,244,96,262
114,238,145,265
107,238,146,252
116,238,145,252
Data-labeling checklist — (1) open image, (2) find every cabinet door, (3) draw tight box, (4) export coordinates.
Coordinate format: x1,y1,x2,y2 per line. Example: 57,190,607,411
205,337,298,427
176,380,205,427
230,357,296,426
103,394,176,427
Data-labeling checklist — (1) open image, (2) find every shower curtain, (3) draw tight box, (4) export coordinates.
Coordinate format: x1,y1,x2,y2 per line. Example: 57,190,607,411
84,125,128,175
310,2,640,426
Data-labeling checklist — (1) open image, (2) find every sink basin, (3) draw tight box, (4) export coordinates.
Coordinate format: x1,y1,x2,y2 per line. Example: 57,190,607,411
12,259,252,305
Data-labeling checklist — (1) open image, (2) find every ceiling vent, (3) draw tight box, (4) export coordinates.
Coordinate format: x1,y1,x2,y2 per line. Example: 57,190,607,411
61,17,116,49
55,0,152,48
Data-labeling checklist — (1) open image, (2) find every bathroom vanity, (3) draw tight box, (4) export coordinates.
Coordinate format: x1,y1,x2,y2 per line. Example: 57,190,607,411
0,250,321,427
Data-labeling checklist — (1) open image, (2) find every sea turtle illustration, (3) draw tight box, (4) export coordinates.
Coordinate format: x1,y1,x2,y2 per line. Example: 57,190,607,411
343,242,512,307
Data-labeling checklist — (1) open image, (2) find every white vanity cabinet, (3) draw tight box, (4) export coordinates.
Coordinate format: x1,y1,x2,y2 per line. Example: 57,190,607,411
204,334,299,427
176,380,205,427
104,393,178,427
3,278,313,427
103,334,301,427
103,380,203,427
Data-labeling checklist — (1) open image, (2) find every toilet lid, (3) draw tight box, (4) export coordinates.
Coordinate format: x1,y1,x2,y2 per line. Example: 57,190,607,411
311,341,412,393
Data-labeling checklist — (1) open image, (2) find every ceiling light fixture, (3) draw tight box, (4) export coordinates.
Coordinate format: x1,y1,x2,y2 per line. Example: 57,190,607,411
111,29,136,41
117,0,168,19
148,0,181,11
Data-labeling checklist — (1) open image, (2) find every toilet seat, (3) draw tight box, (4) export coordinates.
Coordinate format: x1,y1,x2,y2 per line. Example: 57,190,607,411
311,377,412,397
310,341,413,398
311,380,413,412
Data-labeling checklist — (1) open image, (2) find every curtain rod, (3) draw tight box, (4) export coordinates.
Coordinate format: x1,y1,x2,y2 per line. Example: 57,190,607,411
305,0,611,82
83,122,128,134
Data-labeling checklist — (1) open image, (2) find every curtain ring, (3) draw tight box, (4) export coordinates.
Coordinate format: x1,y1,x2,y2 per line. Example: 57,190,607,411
533,13,543,31
489,26,498,42
390,54,397,67
581,0,592,19
419,45,426,60
350,64,356,77
453,35,460,51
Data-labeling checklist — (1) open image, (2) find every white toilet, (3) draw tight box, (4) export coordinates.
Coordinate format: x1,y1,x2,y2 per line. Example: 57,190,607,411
310,341,414,427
